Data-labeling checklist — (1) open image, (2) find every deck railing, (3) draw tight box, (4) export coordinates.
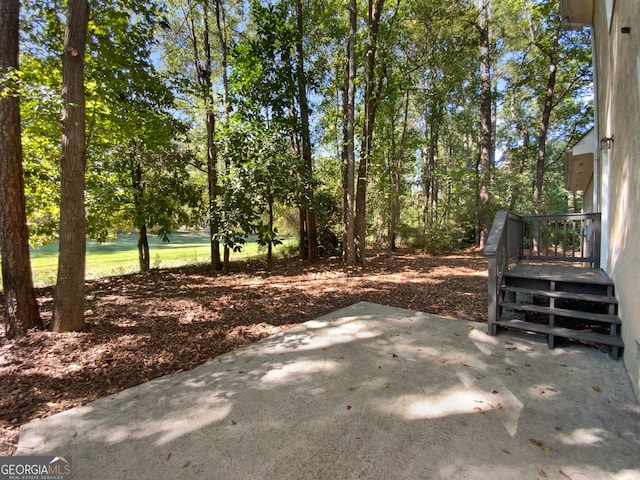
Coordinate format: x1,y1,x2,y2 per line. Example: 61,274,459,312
484,210,601,326
521,213,601,267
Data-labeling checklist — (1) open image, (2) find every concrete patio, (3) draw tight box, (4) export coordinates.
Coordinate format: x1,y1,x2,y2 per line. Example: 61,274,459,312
16,302,640,479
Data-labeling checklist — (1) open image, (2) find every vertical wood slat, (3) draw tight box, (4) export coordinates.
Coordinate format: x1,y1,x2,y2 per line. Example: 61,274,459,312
580,219,585,258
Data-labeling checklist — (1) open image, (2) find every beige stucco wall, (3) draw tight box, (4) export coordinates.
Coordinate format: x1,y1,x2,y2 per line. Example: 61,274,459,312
594,0,640,400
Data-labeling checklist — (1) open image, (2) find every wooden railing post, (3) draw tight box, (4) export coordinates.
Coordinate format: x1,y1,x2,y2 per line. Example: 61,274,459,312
592,213,601,268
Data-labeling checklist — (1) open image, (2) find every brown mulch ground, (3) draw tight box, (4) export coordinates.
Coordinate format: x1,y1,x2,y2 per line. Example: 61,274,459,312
0,251,488,455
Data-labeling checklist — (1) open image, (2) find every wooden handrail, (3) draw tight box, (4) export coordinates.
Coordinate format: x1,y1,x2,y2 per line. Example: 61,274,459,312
485,210,522,332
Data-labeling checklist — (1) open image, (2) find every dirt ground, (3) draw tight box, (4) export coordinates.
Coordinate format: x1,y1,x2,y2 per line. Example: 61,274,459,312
0,251,488,455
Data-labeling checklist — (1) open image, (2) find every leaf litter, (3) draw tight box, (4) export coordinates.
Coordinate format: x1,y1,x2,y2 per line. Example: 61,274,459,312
0,252,487,455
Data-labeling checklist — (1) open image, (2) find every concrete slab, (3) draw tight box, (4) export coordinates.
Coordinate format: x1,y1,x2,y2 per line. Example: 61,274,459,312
16,302,640,479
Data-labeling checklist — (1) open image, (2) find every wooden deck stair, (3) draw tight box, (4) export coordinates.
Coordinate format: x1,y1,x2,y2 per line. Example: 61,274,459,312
493,263,623,359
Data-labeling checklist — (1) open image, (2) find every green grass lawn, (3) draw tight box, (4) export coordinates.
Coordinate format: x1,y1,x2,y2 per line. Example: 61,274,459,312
6,232,295,287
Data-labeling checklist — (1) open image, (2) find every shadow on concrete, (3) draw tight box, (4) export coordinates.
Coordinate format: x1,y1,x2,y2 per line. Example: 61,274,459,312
17,302,640,479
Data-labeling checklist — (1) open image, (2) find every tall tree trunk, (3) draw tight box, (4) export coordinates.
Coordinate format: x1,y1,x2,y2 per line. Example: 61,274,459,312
299,210,308,259
203,5,221,271
342,0,357,265
532,52,557,216
294,0,318,261
138,224,150,272
131,155,149,272
188,0,221,271
422,99,441,234
52,0,89,333
214,0,230,270
531,50,557,254
427,106,441,229
267,199,274,270
388,88,410,253
0,0,43,338
206,107,220,270
355,0,385,263
477,0,492,250
507,91,528,211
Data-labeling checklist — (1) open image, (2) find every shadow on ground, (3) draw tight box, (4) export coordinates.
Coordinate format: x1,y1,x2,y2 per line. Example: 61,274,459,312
17,302,640,480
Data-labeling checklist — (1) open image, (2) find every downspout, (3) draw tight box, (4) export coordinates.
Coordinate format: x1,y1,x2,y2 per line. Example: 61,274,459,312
591,26,600,213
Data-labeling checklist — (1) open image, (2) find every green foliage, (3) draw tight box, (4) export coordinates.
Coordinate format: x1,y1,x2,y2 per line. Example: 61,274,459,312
13,0,596,259
18,0,202,249
216,119,304,261
230,0,298,124
494,0,593,215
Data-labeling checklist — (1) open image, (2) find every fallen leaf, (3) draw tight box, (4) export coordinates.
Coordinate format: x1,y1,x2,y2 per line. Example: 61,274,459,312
182,461,191,468
165,452,172,461
504,341,514,345
348,387,357,391
460,420,468,426
438,359,448,364
460,361,469,367
501,448,510,454
244,359,251,364
242,346,248,351
539,469,547,477
473,407,484,414
491,390,499,394
383,383,390,389
231,350,237,356
529,438,551,451
592,385,602,392
231,420,237,426
539,388,546,395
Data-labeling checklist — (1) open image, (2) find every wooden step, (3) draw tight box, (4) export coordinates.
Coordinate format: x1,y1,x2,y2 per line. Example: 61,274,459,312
504,267,613,286
499,302,621,325
494,318,624,349
501,286,618,305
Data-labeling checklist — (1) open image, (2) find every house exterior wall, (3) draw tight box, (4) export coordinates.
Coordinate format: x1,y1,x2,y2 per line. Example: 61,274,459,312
594,0,640,400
